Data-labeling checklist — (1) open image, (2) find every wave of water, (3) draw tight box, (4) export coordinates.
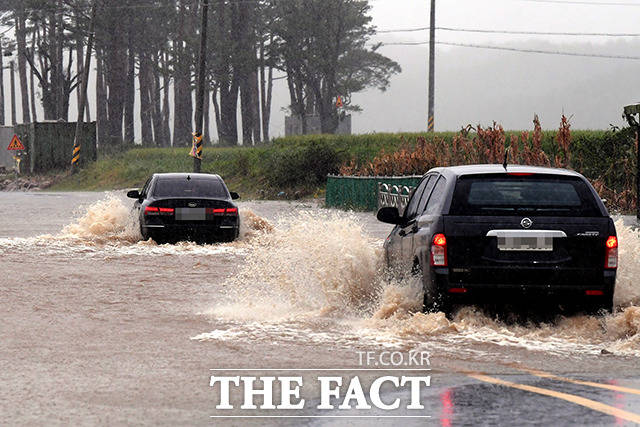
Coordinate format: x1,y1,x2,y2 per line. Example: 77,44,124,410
199,214,640,357
2,194,638,356
0,195,268,257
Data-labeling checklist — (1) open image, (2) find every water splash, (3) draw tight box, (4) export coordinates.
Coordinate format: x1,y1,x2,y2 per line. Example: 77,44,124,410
614,218,640,307
60,195,141,244
0,195,271,257
203,213,640,356
216,210,384,320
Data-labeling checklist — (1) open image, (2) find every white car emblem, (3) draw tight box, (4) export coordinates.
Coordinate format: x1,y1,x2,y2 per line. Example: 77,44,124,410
188,202,197,208
521,217,533,229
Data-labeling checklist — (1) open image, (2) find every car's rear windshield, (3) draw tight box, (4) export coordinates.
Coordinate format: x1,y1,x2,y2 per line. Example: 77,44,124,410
449,174,602,216
152,177,228,198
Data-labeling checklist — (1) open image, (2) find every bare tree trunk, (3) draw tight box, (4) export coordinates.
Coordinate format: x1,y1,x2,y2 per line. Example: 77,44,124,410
240,76,254,145
149,52,163,146
105,34,127,146
76,17,83,118
173,36,192,147
29,34,37,123
251,69,261,143
124,24,135,144
96,53,108,147
259,39,273,142
16,8,31,123
219,82,239,146
56,0,64,120
0,39,5,125
161,51,171,146
264,66,273,141
203,87,210,144
287,71,307,134
211,87,221,142
10,61,16,125
139,53,154,146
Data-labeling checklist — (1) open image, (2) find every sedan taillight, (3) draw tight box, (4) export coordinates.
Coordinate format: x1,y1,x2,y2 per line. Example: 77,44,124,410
144,206,174,216
605,235,618,269
430,233,448,267
206,207,238,216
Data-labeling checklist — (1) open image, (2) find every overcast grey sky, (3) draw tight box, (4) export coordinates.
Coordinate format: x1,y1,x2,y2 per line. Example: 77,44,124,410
370,0,640,44
347,0,640,133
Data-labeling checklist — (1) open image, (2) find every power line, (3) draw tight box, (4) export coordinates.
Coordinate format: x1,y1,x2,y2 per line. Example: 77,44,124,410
377,26,640,37
511,0,640,6
377,40,640,60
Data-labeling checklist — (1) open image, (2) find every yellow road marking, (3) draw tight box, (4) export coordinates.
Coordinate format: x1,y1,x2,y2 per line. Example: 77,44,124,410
467,372,640,424
510,365,640,396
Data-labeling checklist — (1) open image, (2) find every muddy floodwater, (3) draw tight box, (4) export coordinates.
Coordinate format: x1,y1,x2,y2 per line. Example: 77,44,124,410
1,191,640,426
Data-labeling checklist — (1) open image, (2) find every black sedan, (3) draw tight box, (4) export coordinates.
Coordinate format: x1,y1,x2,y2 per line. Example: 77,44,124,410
377,165,617,315
127,173,240,243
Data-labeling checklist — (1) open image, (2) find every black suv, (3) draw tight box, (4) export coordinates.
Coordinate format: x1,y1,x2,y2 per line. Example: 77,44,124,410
377,165,618,314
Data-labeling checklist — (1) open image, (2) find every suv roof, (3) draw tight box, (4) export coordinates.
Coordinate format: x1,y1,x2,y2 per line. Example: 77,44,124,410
428,164,583,179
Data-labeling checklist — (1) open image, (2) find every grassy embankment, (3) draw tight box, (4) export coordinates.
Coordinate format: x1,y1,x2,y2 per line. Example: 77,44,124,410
51,129,626,199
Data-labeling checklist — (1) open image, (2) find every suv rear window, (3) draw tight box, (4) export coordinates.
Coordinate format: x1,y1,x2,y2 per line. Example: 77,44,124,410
449,174,601,216
152,177,228,198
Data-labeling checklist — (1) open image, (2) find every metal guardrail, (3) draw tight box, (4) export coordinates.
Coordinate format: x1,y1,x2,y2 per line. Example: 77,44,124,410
377,182,415,214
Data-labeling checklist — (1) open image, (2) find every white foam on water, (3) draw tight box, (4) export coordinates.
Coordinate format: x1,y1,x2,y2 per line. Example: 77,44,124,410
212,210,384,321
4,194,638,356
201,213,640,357
0,195,269,257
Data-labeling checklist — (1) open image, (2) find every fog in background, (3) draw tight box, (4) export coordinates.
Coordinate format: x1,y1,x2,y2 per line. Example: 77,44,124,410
2,0,639,139
348,38,640,133
353,0,640,132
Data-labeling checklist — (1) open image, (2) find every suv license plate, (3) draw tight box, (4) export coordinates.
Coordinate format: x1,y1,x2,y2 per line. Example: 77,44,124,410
497,236,553,251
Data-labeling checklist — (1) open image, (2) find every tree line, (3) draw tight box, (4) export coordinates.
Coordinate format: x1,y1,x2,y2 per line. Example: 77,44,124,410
0,0,400,148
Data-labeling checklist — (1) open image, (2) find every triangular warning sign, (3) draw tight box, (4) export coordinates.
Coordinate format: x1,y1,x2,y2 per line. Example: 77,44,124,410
7,134,25,150
336,96,344,108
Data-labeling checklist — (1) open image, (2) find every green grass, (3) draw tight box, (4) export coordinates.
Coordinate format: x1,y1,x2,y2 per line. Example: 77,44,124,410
52,146,265,195
50,129,628,198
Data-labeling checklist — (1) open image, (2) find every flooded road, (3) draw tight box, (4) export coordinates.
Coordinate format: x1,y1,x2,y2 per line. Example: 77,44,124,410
1,191,639,425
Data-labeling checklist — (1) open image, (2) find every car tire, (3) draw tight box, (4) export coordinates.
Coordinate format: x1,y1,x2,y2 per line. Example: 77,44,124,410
416,263,441,314
219,229,238,243
584,294,614,316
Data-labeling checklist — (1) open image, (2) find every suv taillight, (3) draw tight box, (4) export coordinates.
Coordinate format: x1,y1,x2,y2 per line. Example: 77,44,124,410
605,236,618,269
430,233,448,267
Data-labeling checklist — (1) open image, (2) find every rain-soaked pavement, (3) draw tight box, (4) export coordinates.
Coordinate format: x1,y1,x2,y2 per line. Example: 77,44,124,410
1,191,639,426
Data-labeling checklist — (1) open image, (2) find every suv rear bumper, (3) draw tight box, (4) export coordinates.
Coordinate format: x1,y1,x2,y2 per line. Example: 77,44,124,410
431,267,616,304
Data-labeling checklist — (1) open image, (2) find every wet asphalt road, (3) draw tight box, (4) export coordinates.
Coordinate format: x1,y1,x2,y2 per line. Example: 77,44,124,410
0,191,639,426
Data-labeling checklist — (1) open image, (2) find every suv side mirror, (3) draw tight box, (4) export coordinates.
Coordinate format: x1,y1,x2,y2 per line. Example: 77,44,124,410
377,207,402,225
127,190,140,199
230,191,240,200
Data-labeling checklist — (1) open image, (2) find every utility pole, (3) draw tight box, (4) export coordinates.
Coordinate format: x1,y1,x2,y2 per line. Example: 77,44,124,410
192,0,209,173
428,0,435,133
71,1,96,172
